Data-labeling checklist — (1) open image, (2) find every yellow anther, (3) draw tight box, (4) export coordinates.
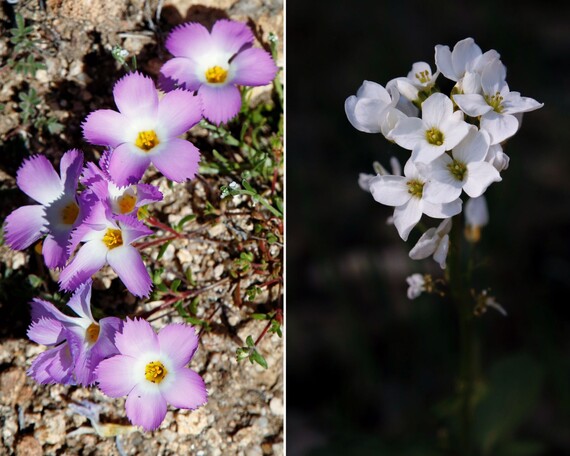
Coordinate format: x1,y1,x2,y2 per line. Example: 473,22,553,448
485,91,504,113
407,179,424,198
102,228,123,249
447,159,467,181
61,202,80,225
117,194,137,214
85,323,101,345
135,130,159,152
145,361,168,384
426,127,444,146
205,65,228,84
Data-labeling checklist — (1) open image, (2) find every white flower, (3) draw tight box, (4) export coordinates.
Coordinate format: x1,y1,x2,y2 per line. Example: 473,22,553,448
358,158,401,192
369,159,462,241
390,93,471,164
435,37,501,94
345,81,401,137
409,218,452,269
406,273,426,300
453,60,543,145
464,195,489,242
390,61,440,103
485,143,510,172
422,128,501,204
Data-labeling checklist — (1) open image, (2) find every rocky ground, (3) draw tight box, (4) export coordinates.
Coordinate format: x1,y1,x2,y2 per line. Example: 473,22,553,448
0,0,283,455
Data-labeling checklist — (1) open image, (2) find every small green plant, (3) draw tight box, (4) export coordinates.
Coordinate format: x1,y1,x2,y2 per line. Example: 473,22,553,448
7,13,46,76
17,87,63,134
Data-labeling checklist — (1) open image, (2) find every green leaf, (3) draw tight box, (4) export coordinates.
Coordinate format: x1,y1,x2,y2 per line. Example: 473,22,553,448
250,350,268,369
170,279,181,292
251,313,268,320
156,240,171,260
176,214,196,231
246,335,255,347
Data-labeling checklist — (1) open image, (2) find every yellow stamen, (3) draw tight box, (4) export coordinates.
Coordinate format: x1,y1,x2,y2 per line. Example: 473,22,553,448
135,130,159,152
61,202,80,225
205,65,228,84
85,323,100,345
102,228,123,249
485,91,504,113
425,127,444,146
117,194,137,214
145,361,168,384
407,179,424,198
447,159,467,181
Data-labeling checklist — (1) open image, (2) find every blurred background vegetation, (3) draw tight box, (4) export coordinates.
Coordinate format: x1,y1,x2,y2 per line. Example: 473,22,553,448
287,0,570,454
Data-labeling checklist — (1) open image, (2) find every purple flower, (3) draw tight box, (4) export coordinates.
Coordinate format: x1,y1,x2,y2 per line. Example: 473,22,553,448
160,19,278,125
81,151,163,216
4,150,90,268
59,201,152,297
96,318,207,431
82,72,202,186
27,280,122,386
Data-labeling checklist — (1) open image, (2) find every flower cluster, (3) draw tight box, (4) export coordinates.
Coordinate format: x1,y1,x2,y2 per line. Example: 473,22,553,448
3,18,277,431
346,37,542,277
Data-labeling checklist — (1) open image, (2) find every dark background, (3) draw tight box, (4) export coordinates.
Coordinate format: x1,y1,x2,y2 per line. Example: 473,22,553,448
287,0,570,454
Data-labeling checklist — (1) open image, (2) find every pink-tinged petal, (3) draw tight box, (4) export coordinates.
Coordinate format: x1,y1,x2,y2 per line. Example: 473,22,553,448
166,22,212,59
463,162,502,198
198,84,242,125
480,111,519,145
434,44,457,81
81,161,104,187
369,176,410,207
231,48,278,86
82,109,129,147
27,317,65,345
115,318,159,359
158,324,199,368
159,58,202,92
422,198,463,219
91,317,123,361
211,19,254,55
107,245,152,298
393,197,422,241
391,117,425,151
96,354,139,397
42,233,70,269
157,89,202,137
28,345,74,385
4,205,46,250
29,298,76,324
151,139,201,183
59,149,84,194
108,143,152,186
113,72,159,120
454,94,492,117
66,281,94,320
115,214,152,244
59,240,108,291
421,93,452,128
161,368,207,409
125,382,167,431
17,155,63,205
135,184,163,207
409,228,438,260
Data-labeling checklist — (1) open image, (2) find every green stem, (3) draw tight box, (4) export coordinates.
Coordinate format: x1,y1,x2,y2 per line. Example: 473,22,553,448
449,215,476,455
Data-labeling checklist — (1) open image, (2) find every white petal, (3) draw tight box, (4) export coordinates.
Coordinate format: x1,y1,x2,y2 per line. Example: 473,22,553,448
480,112,519,145
452,38,482,76
393,197,422,241
421,93,453,127
409,228,438,260
422,198,462,219
369,176,410,207
441,119,470,150
424,178,462,204
380,107,407,139
463,162,502,198
481,60,507,96
436,217,453,236
435,44,458,81
345,97,386,133
460,72,482,94
465,196,489,227
453,94,492,117
411,142,446,164
452,127,489,163
356,80,391,104
391,117,426,150
393,77,419,102
501,91,543,115
433,234,450,269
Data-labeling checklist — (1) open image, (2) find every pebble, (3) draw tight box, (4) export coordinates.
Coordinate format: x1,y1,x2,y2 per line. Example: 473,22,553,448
269,397,283,416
